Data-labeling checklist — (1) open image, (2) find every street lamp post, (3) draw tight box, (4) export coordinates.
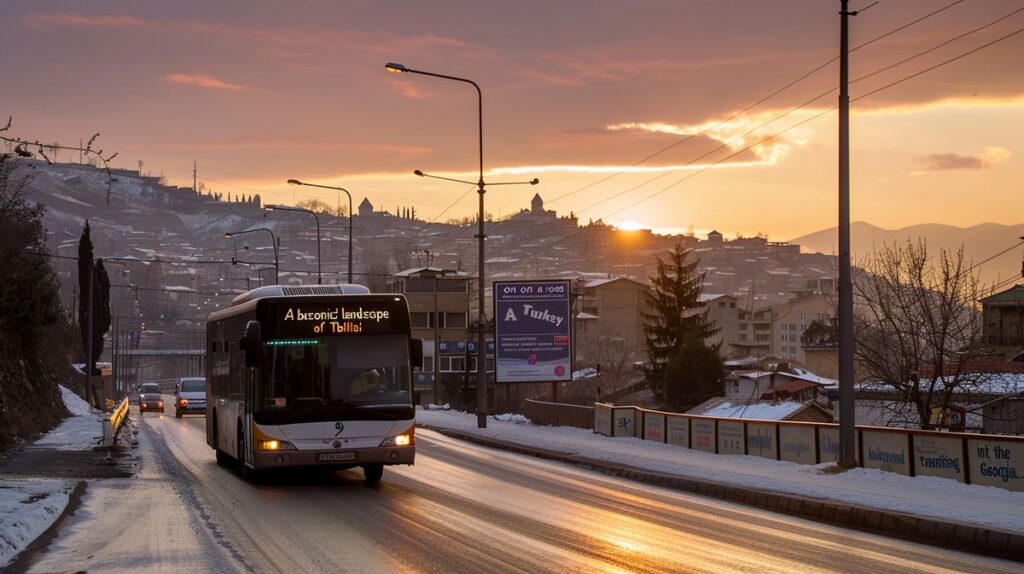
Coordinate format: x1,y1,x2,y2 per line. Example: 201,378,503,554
287,179,354,284
225,228,280,285
266,204,321,284
387,61,539,429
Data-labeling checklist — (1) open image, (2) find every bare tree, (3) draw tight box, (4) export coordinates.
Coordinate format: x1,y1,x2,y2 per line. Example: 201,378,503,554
577,322,638,376
853,239,985,429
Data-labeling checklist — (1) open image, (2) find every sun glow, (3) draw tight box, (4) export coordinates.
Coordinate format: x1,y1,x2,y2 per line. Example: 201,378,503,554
615,220,647,231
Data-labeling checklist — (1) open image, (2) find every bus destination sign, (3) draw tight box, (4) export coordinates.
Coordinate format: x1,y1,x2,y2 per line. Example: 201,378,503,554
271,303,393,337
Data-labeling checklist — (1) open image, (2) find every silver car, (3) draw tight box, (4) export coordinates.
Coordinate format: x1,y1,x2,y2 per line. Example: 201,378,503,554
175,377,207,418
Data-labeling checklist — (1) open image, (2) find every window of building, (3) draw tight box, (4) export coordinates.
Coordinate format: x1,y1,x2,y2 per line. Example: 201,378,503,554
405,278,435,293
444,312,467,328
411,312,430,328
437,279,469,293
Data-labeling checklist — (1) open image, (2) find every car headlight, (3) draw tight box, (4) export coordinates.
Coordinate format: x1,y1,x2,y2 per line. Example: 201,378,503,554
379,433,413,447
179,399,188,406
256,439,295,451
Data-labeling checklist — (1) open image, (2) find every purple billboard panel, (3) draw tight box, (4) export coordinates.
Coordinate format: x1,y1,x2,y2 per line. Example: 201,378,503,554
494,280,572,383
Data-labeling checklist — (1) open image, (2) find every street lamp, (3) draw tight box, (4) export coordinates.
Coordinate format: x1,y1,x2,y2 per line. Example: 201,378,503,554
225,228,280,285
266,204,322,284
387,61,539,428
287,178,354,284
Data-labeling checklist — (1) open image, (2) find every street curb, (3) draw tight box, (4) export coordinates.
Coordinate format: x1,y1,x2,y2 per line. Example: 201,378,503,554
421,425,1024,563
6,480,88,572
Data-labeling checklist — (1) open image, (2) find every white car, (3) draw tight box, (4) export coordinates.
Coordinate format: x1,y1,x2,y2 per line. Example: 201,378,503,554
175,377,207,418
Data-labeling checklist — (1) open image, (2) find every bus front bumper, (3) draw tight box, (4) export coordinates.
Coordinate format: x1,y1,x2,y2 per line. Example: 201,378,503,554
253,446,415,469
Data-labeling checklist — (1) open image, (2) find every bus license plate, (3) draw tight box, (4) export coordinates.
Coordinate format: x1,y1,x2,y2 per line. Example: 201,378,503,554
317,452,356,463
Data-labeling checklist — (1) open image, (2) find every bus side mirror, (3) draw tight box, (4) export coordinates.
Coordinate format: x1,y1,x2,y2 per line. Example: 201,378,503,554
410,338,423,370
243,320,262,368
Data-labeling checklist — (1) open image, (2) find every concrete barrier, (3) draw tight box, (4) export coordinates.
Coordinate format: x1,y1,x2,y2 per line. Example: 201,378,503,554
101,398,129,447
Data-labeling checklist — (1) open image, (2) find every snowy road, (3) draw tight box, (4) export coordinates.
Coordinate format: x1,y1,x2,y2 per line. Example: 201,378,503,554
23,407,1023,573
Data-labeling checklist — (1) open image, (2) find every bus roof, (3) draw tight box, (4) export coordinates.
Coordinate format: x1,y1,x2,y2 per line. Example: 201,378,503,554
231,284,370,306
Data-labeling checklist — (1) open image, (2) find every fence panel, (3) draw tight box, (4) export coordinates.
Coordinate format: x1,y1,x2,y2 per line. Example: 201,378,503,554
522,399,594,429
643,412,666,443
666,415,690,448
967,438,1024,492
779,424,817,465
612,407,636,437
914,433,965,483
862,429,911,476
746,422,778,460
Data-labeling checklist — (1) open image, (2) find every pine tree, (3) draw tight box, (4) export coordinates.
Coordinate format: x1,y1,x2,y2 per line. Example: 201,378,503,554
642,242,723,410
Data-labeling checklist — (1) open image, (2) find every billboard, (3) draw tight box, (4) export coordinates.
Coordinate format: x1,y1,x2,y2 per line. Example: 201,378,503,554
494,280,572,383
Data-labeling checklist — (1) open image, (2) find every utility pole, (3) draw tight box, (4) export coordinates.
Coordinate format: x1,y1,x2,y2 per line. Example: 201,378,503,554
193,161,197,193
838,0,863,469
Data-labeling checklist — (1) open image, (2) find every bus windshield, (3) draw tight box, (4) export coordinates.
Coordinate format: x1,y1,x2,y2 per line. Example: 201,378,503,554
260,334,410,414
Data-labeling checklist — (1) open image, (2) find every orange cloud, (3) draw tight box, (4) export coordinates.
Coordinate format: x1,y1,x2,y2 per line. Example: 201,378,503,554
164,73,247,91
920,146,1012,171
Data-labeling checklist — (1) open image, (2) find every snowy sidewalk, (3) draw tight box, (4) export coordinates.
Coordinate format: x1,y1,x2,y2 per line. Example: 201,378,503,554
0,387,104,567
417,407,1024,559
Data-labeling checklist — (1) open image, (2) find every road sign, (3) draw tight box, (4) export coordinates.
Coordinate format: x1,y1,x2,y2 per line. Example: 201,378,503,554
494,280,571,383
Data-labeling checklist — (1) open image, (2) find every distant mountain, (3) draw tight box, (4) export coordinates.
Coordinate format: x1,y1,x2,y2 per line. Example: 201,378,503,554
788,222,1024,289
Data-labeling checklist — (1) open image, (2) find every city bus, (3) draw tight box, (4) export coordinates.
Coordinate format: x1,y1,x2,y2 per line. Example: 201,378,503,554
205,285,421,484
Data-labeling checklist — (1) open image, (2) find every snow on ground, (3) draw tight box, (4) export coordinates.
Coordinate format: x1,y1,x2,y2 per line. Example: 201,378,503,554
0,387,97,566
492,413,531,424
0,481,76,567
33,387,103,451
60,386,94,417
416,408,1024,535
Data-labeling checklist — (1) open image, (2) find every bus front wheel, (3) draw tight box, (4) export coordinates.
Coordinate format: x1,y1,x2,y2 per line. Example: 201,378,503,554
363,464,383,485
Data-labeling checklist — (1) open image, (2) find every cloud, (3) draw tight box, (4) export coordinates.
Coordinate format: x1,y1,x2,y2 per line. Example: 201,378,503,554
21,12,150,29
607,109,820,166
387,79,434,100
164,73,247,91
523,42,785,88
920,146,1012,171
20,12,474,59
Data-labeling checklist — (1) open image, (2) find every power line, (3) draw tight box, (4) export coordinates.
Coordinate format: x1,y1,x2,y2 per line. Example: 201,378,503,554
542,0,969,207
490,21,1024,275
422,1,998,265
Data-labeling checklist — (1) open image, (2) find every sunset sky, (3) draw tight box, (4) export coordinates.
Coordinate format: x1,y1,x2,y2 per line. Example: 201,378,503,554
2,0,1022,240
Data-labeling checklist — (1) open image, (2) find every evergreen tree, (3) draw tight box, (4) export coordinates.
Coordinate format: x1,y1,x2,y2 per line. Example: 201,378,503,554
642,242,722,410
76,223,112,405
91,260,111,371
657,336,726,411
77,222,95,404
77,222,94,362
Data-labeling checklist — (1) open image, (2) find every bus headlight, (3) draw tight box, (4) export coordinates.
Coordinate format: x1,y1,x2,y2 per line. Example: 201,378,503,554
257,439,295,451
380,433,413,447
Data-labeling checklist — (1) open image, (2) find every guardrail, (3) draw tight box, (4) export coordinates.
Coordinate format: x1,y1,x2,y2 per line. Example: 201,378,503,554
101,398,130,447
521,399,593,429
593,403,1024,493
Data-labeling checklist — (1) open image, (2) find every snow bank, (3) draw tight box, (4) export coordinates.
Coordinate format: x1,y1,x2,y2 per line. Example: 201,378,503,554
0,481,75,567
59,386,94,417
492,413,531,424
